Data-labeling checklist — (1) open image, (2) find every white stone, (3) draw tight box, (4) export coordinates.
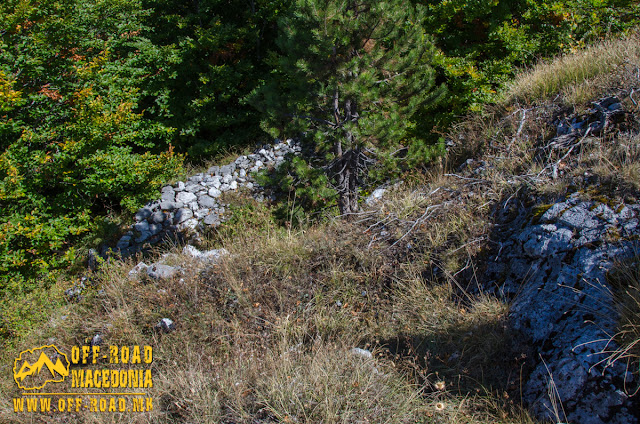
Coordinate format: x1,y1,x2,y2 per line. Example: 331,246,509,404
176,191,197,204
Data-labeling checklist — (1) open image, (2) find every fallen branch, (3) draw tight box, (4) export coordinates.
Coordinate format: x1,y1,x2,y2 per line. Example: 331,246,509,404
388,204,442,249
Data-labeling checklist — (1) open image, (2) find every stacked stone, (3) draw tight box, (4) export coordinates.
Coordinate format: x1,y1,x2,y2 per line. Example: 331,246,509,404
115,139,301,256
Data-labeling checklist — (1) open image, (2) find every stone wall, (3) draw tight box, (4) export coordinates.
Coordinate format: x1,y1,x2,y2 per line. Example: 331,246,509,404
115,139,300,256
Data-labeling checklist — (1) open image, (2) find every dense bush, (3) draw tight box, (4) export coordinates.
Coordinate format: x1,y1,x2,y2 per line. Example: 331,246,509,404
414,0,640,132
139,0,290,158
0,0,183,336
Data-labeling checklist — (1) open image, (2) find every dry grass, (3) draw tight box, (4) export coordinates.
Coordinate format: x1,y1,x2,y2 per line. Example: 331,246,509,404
503,32,640,105
606,257,640,396
12,29,640,424
0,190,537,423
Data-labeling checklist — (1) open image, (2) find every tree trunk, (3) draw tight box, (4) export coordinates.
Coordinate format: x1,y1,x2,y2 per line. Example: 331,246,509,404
336,148,359,217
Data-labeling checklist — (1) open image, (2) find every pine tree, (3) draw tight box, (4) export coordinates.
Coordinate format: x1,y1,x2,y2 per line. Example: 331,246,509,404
252,0,444,215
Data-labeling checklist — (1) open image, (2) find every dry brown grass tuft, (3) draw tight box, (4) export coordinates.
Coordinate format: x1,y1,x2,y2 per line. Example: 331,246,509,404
606,257,640,396
503,32,640,105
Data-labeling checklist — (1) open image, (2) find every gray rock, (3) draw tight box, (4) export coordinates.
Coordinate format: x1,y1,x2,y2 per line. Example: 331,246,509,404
147,264,179,280
176,191,197,204
116,235,132,250
198,194,216,208
151,211,166,224
365,188,386,205
485,198,640,424
135,231,151,243
520,224,573,257
160,190,175,203
608,102,622,111
134,221,150,233
203,214,220,226
159,201,178,210
208,187,222,198
220,164,236,176
174,181,185,192
184,183,201,193
183,245,229,262
195,209,210,219
210,177,222,189
350,347,373,359
174,208,193,223
208,165,220,175
156,318,175,333
135,208,152,221
179,218,198,230
149,223,162,236
128,262,148,281
220,183,231,192
91,334,103,346
229,180,238,190
87,248,100,271
222,174,233,184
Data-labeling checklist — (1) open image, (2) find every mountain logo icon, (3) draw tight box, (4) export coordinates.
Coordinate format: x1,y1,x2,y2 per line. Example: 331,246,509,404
13,345,70,390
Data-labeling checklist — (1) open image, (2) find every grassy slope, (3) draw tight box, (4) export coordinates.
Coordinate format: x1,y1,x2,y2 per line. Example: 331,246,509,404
2,31,640,423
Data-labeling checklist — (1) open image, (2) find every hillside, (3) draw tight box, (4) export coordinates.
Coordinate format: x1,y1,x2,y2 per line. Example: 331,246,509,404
0,31,639,424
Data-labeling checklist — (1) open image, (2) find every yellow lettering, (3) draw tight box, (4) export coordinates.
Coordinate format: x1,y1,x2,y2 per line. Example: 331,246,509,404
144,346,152,363
94,370,101,388
144,370,153,388
82,346,90,364
26,398,38,412
85,370,94,388
121,346,130,364
128,369,138,388
111,370,119,388
72,370,85,388
110,346,118,364
40,398,51,412
102,369,110,388
13,398,24,412
131,345,141,364
71,346,80,364
108,398,116,412
92,346,100,364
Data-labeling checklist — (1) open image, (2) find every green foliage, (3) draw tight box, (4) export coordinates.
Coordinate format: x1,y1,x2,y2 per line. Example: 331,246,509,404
0,0,183,336
256,156,338,226
415,0,640,131
251,0,445,214
212,198,278,240
139,0,291,158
